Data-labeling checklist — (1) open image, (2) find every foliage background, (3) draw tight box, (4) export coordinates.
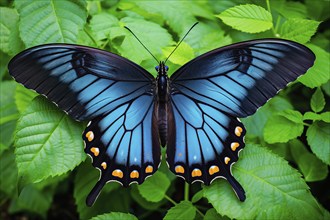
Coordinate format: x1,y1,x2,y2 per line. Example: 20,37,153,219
0,0,329,219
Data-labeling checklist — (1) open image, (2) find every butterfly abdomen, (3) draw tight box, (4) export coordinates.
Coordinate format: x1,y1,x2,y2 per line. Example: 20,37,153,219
157,102,168,146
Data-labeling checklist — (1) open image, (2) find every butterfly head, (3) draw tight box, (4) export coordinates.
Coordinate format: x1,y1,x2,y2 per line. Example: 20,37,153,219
155,61,169,76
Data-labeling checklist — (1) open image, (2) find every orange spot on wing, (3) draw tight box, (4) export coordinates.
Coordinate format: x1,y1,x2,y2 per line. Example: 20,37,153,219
224,157,231,165
86,131,94,142
130,170,139,179
175,165,185,174
90,147,99,156
112,169,123,178
231,142,239,151
145,165,153,173
192,168,202,177
101,162,107,169
235,126,243,137
209,165,220,175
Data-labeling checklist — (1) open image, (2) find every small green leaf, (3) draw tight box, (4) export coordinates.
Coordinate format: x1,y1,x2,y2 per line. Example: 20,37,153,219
279,18,320,44
131,185,165,210
0,81,18,153
204,208,229,220
299,44,330,88
0,7,23,55
15,0,87,47
15,96,85,183
264,110,304,143
15,85,37,114
307,121,330,165
217,4,273,33
311,88,325,113
191,190,204,203
137,171,170,202
273,2,307,19
320,112,330,123
164,201,196,220
162,42,194,66
91,213,138,220
203,144,326,219
290,140,328,182
303,112,321,121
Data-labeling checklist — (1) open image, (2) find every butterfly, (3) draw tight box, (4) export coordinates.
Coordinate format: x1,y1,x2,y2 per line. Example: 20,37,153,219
8,38,315,206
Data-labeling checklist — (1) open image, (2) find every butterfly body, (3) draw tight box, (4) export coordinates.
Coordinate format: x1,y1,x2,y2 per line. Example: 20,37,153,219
8,39,315,206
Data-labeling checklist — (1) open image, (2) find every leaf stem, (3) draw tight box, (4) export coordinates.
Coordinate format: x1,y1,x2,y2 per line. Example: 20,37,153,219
265,0,277,36
184,182,189,201
84,27,98,46
274,16,282,36
196,207,205,218
164,194,177,205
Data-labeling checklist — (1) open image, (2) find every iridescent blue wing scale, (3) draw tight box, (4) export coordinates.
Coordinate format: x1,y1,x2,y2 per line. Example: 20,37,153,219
8,44,160,206
168,39,315,201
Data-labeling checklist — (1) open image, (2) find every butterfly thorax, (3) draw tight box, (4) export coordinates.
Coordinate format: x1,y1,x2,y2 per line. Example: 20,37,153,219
156,61,169,146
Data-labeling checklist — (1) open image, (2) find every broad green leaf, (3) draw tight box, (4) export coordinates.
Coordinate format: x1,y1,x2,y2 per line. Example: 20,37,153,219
137,171,170,202
320,112,330,123
0,7,23,55
279,18,320,44
273,2,307,19
129,1,212,34
110,17,172,64
89,12,119,45
306,0,330,21
74,162,121,219
322,80,330,96
217,4,273,33
162,42,194,66
204,208,229,220
9,184,53,218
0,81,18,153
15,84,37,114
15,0,87,47
203,144,326,219
264,110,304,143
299,44,330,88
0,149,18,197
310,88,325,113
307,121,330,165
289,140,328,182
303,112,321,121
0,51,10,80
91,213,138,220
164,201,196,220
242,97,293,139
15,96,85,183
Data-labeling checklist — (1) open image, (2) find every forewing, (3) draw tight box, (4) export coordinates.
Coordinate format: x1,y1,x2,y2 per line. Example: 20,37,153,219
170,39,315,117
8,44,154,121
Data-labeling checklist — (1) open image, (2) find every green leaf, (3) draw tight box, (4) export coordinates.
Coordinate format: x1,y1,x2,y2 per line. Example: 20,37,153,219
279,18,320,44
137,171,170,202
15,96,85,183
264,110,304,143
0,149,18,197
191,190,204,203
204,208,229,220
9,184,53,218
162,42,194,66
91,213,138,220
0,81,18,153
164,201,196,220
131,185,165,210
303,112,321,121
306,0,330,21
273,2,307,19
242,97,293,139
110,17,172,64
299,44,330,88
89,12,119,45
203,144,326,219
322,80,330,96
74,162,121,219
0,7,23,55
307,121,330,165
311,88,325,113
15,85,37,114
289,140,328,182
320,112,330,123
15,0,87,47
217,4,273,33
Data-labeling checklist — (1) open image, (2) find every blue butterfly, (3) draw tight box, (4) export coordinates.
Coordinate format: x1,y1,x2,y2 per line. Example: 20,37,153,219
8,38,315,206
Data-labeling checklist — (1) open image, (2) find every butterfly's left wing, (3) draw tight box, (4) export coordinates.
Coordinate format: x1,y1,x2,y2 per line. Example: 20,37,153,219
167,39,315,201
8,44,160,206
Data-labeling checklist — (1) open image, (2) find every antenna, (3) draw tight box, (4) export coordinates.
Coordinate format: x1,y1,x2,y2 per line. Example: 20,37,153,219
165,22,199,64
124,26,159,63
